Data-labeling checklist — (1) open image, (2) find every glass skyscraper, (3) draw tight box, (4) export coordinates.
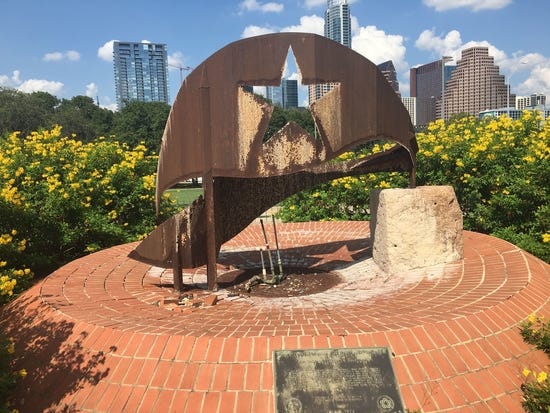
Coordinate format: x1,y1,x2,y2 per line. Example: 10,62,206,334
266,79,298,109
113,41,169,109
309,0,351,105
325,0,351,48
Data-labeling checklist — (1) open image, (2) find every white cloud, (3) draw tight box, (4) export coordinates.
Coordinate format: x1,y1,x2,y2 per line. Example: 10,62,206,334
1,70,64,96
95,96,117,111
102,103,118,111
281,15,324,35
415,28,507,65
515,55,550,95
303,0,326,8
0,70,22,87
242,14,324,38
17,79,63,95
352,25,408,73
423,0,512,12
43,50,80,62
66,50,80,61
241,25,276,38
168,52,185,70
288,72,300,81
239,0,283,14
415,29,463,58
85,82,98,98
98,40,117,62
43,52,63,62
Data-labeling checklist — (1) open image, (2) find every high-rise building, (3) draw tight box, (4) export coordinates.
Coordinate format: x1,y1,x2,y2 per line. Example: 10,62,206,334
282,79,298,109
266,79,299,109
410,59,455,126
325,0,351,48
309,0,351,105
517,93,546,110
377,61,400,96
265,85,283,107
113,41,169,109
401,97,416,125
443,47,511,120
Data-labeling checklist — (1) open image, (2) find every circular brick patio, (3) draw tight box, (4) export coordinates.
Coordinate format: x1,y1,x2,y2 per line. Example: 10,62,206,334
1,221,549,412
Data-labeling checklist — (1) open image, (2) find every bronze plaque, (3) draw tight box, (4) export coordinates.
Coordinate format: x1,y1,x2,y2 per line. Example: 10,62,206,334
273,347,404,413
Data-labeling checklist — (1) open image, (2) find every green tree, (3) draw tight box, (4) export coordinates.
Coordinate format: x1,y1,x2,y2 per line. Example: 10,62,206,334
111,101,170,153
0,88,56,136
54,96,114,142
264,106,315,141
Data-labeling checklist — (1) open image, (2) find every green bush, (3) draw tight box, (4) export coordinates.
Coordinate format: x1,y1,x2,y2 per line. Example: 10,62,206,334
0,336,25,413
0,126,177,279
278,112,550,262
520,314,550,412
277,143,409,222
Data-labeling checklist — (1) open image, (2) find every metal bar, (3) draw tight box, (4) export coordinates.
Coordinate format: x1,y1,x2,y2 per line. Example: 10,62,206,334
200,65,218,291
260,219,276,279
173,214,184,291
259,248,267,281
272,214,284,280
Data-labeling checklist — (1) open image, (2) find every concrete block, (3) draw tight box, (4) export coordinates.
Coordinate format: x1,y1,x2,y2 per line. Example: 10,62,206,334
370,186,463,274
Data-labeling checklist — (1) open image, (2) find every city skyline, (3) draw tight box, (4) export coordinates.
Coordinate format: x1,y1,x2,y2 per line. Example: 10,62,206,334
1,0,549,110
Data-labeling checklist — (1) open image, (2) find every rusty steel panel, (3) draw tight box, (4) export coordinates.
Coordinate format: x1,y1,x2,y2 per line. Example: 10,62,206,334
155,33,416,210
132,33,417,289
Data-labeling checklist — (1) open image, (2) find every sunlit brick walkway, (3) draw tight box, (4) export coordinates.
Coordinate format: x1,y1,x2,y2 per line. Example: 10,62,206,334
1,221,549,412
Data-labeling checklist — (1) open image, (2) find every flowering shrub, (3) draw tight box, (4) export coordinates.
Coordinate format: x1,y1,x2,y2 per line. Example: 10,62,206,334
0,230,32,306
0,126,177,279
0,337,26,413
277,143,409,222
520,314,550,412
278,112,549,262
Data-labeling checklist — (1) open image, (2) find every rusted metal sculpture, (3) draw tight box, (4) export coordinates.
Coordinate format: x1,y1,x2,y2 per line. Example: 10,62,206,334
131,33,417,290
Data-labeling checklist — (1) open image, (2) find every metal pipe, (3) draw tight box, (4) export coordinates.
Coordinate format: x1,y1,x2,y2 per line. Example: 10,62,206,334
259,248,267,280
272,215,284,280
260,219,276,279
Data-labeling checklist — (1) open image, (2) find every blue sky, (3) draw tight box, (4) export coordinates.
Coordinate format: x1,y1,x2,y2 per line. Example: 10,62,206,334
1,0,548,110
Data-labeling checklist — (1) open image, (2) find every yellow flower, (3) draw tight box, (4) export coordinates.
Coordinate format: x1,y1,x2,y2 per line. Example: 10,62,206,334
528,313,537,323
536,371,547,383
522,367,531,377
18,369,27,378
542,233,550,243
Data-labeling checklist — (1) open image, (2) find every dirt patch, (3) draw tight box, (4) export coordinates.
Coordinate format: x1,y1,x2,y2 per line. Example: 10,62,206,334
217,267,341,297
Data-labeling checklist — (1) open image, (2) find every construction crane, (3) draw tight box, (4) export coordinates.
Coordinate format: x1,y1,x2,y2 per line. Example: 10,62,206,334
168,63,193,84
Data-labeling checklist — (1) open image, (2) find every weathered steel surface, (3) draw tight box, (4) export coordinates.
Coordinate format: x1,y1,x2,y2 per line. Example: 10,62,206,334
132,32,417,289
155,32,416,209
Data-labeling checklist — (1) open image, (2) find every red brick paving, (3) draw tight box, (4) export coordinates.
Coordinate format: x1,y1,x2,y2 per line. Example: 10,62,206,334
1,221,549,412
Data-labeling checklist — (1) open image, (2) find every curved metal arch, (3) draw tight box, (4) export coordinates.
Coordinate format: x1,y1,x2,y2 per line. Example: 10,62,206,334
133,33,417,289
